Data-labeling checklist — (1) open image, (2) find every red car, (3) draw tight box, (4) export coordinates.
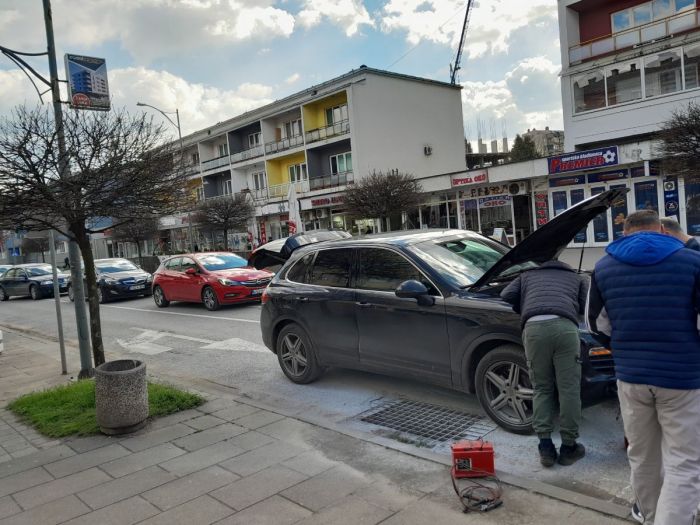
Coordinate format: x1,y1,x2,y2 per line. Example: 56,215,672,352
152,252,274,311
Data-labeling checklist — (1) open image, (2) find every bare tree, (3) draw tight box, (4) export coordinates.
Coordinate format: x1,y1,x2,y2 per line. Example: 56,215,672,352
111,217,161,267
20,232,51,263
194,194,254,250
343,170,423,231
0,105,188,369
657,102,700,180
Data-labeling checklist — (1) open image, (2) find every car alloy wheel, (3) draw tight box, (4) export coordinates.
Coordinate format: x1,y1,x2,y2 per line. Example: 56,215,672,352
0,287,7,301
30,284,40,300
475,345,534,434
275,324,323,384
202,287,219,311
280,333,309,378
153,286,169,308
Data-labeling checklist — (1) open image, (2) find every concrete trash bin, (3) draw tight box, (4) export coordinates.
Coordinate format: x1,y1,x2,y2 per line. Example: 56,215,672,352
95,359,149,435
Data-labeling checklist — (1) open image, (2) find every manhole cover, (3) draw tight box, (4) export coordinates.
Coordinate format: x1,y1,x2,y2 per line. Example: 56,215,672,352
359,399,496,450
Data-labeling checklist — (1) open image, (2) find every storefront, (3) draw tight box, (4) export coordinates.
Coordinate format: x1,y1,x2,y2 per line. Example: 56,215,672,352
299,193,374,235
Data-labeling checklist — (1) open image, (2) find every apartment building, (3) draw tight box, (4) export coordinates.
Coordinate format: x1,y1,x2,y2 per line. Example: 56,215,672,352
160,66,466,250
522,127,565,156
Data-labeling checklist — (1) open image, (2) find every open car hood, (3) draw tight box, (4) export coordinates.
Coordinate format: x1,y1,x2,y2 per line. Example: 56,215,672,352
471,187,629,288
248,230,351,269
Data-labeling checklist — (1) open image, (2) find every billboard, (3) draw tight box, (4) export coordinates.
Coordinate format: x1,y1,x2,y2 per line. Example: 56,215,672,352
548,146,619,175
64,54,110,111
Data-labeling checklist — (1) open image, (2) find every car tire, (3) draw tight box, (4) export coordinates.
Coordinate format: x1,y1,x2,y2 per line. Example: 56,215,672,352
97,287,107,304
29,284,41,300
475,344,534,435
0,286,8,301
202,286,220,311
153,286,169,308
276,324,323,384
68,284,75,302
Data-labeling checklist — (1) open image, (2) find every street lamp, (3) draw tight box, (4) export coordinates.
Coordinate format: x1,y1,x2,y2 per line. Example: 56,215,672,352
136,102,196,252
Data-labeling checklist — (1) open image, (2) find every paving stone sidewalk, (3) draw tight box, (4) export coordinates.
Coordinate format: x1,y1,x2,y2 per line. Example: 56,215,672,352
0,328,631,525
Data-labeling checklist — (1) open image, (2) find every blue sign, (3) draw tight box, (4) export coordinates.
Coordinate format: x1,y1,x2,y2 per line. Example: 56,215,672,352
663,177,680,219
64,54,110,111
548,146,619,175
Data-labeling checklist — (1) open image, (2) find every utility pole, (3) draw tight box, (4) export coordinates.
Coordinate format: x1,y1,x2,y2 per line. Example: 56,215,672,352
48,229,67,374
42,0,93,377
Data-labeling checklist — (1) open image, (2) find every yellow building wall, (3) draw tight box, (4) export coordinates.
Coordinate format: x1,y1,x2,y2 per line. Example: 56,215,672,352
266,152,306,186
302,91,348,132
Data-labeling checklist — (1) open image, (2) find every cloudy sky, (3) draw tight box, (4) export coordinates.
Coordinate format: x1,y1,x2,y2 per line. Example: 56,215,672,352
0,0,563,148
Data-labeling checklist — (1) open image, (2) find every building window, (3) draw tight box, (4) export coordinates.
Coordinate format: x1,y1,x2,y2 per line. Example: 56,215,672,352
325,104,348,126
218,143,228,157
248,132,261,149
191,152,200,165
590,187,610,242
684,43,700,89
606,60,642,105
288,163,308,183
330,152,352,174
196,187,204,202
222,178,232,196
282,119,302,138
252,171,267,191
612,0,694,34
573,71,606,112
645,49,683,97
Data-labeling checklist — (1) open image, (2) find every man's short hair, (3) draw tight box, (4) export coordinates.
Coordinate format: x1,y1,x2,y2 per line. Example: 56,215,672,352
624,210,660,232
660,217,682,234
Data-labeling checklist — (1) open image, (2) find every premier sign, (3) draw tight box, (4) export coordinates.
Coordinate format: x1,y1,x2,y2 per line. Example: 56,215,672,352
548,146,618,175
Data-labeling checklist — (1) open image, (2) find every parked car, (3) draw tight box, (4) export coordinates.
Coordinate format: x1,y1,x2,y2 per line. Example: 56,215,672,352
0,264,69,300
152,252,275,311
0,265,11,278
259,189,626,434
68,258,152,303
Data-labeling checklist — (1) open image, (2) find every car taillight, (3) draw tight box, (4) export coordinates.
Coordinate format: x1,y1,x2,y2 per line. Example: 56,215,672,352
261,287,270,304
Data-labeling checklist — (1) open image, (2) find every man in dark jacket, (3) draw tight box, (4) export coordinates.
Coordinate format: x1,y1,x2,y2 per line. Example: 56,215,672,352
587,210,700,525
501,260,588,467
660,217,700,250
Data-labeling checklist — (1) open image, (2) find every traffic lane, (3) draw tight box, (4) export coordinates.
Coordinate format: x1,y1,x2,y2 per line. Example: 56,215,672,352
0,294,264,349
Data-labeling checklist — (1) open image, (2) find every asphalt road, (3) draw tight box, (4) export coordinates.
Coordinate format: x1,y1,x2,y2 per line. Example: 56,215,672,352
0,293,631,504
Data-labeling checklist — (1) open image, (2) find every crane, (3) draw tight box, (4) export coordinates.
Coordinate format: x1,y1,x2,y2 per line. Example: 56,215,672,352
450,0,475,85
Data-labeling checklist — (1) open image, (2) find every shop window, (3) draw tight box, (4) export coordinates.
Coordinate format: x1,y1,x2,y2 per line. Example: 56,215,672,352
634,180,659,212
330,152,352,174
684,43,700,89
645,49,682,97
461,199,479,232
590,187,610,243
479,198,513,239
610,184,629,240
573,71,606,113
571,189,588,243
606,60,642,105
685,182,700,235
309,248,352,288
356,248,437,294
552,191,568,217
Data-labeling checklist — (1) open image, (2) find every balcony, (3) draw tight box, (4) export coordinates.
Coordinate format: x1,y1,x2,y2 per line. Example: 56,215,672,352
305,120,350,144
569,8,700,64
264,135,304,155
231,145,264,163
250,181,309,201
183,162,200,176
200,154,230,172
309,171,354,191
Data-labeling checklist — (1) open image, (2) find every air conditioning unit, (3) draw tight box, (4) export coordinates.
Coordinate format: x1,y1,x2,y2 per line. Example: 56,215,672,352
508,182,528,196
424,145,433,156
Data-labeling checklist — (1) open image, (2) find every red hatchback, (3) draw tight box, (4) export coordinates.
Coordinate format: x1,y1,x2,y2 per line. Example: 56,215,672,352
152,252,274,311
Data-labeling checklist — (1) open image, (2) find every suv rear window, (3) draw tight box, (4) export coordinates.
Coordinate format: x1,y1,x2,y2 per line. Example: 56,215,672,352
308,249,352,288
286,253,314,283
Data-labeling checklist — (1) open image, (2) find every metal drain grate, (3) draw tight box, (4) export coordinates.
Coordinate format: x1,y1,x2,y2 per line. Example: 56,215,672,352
360,399,495,449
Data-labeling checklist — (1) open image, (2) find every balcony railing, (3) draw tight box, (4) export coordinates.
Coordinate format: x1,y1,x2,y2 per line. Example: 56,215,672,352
305,120,350,144
264,134,304,155
231,145,264,163
182,162,201,176
200,154,230,172
250,181,309,201
569,8,700,64
309,171,354,191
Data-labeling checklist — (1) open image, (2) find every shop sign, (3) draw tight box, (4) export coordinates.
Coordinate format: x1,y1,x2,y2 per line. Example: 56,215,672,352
586,169,628,184
311,195,344,208
549,175,585,187
548,146,618,174
535,193,549,227
260,222,267,244
478,195,512,208
663,177,680,219
451,171,488,187
465,184,512,199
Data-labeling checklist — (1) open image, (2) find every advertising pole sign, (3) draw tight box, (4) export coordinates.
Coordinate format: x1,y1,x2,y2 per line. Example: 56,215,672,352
64,54,110,111
548,146,619,175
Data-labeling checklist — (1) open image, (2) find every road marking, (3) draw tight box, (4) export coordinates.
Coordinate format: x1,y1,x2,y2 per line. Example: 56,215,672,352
116,329,268,355
102,304,260,323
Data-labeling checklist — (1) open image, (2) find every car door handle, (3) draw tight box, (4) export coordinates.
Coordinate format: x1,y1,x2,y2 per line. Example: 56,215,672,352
294,296,309,302
355,301,371,308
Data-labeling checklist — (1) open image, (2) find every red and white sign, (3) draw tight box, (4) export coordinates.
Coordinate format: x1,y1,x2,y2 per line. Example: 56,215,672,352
478,195,511,208
452,171,488,187
311,195,344,208
535,193,549,227
260,222,267,244
287,220,297,235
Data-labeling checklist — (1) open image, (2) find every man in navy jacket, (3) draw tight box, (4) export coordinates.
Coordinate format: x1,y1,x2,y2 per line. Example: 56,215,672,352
587,210,700,524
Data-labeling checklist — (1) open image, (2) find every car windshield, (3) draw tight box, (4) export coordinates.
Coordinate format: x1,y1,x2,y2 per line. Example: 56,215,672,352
196,254,247,271
408,236,536,288
26,266,53,276
95,260,138,273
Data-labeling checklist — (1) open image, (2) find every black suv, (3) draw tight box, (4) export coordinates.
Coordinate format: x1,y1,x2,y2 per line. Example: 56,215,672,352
257,190,624,433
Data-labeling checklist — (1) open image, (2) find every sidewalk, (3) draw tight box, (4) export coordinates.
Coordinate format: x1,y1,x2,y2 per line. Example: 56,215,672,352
0,328,631,525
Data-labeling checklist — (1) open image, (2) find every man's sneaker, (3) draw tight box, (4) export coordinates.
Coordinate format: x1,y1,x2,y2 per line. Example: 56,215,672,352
558,443,586,465
631,503,644,523
538,442,557,467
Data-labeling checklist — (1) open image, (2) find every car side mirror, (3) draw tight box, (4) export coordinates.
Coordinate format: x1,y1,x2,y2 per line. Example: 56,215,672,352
395,280,435,307
185,267,197,275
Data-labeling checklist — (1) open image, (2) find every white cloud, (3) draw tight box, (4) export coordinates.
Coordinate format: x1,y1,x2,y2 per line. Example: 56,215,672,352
285,73,301,84
209,1,295,40
381,0,557,58
298,0,374,36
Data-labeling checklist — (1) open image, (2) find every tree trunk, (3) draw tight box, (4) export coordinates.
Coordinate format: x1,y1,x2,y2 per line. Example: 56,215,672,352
223,228,228,250
74,229,106,367
385,216,391,232
41,250,46,263
136,240,143,268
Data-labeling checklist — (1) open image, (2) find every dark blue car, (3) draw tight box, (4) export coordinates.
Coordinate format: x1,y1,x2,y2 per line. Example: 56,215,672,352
0,264,69,301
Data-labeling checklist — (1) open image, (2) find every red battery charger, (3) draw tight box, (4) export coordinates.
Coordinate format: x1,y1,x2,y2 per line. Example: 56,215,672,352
451,440,495,478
